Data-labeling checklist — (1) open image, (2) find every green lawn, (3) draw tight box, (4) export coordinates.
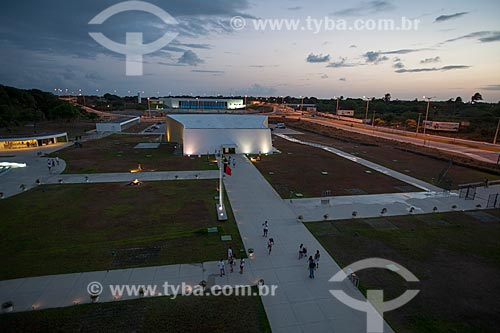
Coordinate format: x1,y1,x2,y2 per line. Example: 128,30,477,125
0,289,271,333
50,134,217,174
0,181,244,280
306,210,500,333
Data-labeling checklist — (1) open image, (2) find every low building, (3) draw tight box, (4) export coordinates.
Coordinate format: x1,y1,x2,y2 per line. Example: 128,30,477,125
0,133,68,150
96,117,141,133
161,98,245,110
166,114,272,155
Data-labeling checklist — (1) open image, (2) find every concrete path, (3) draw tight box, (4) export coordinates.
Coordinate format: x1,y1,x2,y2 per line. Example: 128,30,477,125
0,261,266,313
223,155,392,333
43,170,219,185
276,133,441,192
0,144,70,199
289,187,499,222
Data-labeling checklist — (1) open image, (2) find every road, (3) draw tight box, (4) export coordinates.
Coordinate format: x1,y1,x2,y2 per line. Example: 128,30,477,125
270,113,500,164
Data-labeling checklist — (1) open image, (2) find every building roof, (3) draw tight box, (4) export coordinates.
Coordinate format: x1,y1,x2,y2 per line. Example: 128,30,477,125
168,114,268,129
0,133,68,142
98,117,140,124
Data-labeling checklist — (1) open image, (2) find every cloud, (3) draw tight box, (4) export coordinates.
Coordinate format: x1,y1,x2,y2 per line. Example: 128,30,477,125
481,84,500,91
349,44,357,48
363,48,431,64
171,41,212,49
441,31,500,44
420,56,441,64
246,84,277,96
320,74,329,79
435,12,469,23
334,1,395,16
306,53,331,63
191,69,224,74
178,50,204,66
363,52,389,63
287,6,302,10
339,77,347,81
85,72,103,81
393,62,405,69
395,65,470,73
327,57,360,68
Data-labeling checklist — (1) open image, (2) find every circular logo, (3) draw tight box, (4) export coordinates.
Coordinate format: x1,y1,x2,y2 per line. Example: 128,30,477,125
230,16,247,31
87,281,103,296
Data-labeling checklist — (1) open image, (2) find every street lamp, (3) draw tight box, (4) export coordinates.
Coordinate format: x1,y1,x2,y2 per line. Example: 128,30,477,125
422,96,436,136
300,96,304,111
333,96,340,114
363,96,373,124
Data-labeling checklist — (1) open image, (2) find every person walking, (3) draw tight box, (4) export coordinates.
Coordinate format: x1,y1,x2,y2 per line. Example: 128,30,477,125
262,221,269,237
227,246,233,260
308,256,316,278
299,244,304,259
239,258,245,274
267,238,274,254
229,256,234,273
218,259,225,277
55,157,60,166
314,250,320,269
47,159,52,173
302,246,308,259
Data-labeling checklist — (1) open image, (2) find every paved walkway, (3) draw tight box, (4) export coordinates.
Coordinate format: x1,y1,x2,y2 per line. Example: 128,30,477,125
276,133,442,192
43,170,219,185
289,187,499,222
223,155,392,333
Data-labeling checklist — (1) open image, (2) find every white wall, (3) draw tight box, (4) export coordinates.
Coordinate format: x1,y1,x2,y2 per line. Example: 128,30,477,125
183,128,272,155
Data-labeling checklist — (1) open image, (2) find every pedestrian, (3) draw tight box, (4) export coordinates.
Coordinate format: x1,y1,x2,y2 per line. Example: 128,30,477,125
51,159,55,169
47,159,52,173
308,256,316,278
267,238,274,254
299,244,304,259
232,160,236,168
229,256,234,273
262,220,269,237
314,250,320,269
239,258,245,274
228,246,233,260
55,157,60,166
302,246,308,259
218,259,225,277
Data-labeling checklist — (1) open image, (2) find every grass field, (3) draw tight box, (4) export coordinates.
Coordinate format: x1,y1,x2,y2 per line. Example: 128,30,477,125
285,120,500,189
253,136,420,198
306,210,500,333
50,134,217,174
0,181,244,280
0,290,271,333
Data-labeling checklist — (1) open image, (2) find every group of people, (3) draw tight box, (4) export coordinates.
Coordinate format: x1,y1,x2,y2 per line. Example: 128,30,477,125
262,221,274,254
218,246,245,277
47,157,60,173
299,244,320,279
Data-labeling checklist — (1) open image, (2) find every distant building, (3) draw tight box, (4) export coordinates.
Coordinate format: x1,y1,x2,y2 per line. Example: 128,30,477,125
96,117,141,133
161,98,245,110
166,114,272,155
0,133,68,150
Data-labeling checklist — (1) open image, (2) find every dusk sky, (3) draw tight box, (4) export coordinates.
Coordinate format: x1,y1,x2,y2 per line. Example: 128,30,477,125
1,0,499,101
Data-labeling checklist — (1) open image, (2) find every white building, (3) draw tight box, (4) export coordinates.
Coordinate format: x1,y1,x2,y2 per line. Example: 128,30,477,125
96,117,141,133
161,98,245,110
166,114,273,155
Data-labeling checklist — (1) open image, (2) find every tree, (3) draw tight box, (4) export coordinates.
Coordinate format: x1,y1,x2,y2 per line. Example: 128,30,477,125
384,93,391,102
471,92,483,103
455,96,463,103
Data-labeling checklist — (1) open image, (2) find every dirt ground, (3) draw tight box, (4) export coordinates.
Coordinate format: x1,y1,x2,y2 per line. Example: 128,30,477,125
283,120,500,189
51,134,217,173
307,210,500,333
253,136,420,198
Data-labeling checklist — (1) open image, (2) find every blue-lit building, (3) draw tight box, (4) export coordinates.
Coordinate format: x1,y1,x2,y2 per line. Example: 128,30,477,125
161,98,245,110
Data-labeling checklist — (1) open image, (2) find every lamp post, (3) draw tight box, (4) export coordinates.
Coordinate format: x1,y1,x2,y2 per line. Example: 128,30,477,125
363,96,372,124
372,109,376,127
494,117,500,145
334,96,339,114
416,113,422,134
422,96,435,136
147,98,151,118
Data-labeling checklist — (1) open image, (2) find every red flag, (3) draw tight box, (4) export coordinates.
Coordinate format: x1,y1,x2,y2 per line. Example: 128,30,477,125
224,165,232,176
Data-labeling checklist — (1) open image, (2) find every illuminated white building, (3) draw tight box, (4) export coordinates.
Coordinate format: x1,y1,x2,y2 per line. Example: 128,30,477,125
166,114,272,155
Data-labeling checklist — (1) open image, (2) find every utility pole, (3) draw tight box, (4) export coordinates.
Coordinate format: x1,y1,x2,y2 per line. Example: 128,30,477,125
494,117,500,145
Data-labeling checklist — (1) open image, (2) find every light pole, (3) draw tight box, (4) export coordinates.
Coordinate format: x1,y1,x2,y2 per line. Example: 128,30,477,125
363,96,372,124
147,98,151,118
422,96,435,136
244,95,247,110
416,113,422,134
334,96,339,114
372,109,376,127
494,117,500,145
300,96,304,111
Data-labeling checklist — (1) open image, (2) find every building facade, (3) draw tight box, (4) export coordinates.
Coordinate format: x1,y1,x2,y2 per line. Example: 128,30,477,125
161,98,245,110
